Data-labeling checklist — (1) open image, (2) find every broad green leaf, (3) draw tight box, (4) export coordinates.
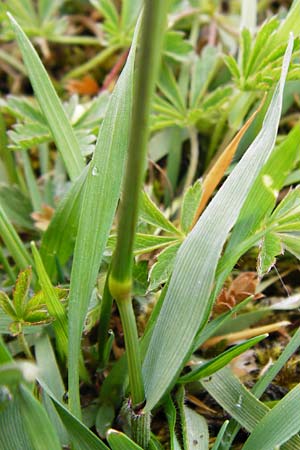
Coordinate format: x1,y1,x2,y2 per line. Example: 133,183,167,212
0,203,33,270
179,334,267,384
182,407,208,450
140,191,182,236
148,243,181,291
143,36,293,412
107,430,143,449
8,14,85,181
243,385,300,450
180,179,202,234
68,21,140,416
257,232,282,276
177,386,209,450
201,367,300,450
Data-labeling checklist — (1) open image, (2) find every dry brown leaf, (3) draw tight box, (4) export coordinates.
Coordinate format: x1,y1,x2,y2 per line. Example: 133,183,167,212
66,75,99,95
213,271,263,315
202,321,290,349
190,96,266,229
31,204,54,231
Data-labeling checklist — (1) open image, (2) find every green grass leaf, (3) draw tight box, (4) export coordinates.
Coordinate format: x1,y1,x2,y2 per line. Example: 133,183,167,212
68,21,140,416
243,384,300,450
177,386,209,450
202,367,300,450
179,334,267,384
8,14,85,181
0,203,33,270
107,429,143,450
38,380,110,450
142,36,294,412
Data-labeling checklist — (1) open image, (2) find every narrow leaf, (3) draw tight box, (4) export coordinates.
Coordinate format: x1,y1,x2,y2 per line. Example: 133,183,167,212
107,429,143,450
39,380,110,450
179,334,267,384
190,101,262,228
68,22,140,416
243,385,300,450
143,36,293,412
8,14,85,180
0,203,33,270
18,384,61,450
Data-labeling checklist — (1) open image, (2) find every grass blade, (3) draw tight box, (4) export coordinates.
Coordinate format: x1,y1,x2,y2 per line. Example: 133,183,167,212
68,21,140,416
202,367,300,450
143,35,293,412
38,380,110,450
178,334,267,384
243,385,300,450
107,429,143,450
0,203,33,270
18,384,61,450
8,14,85,181
177,386,209,450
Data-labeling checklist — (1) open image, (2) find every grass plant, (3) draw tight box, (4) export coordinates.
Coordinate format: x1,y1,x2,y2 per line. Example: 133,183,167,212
0,1,300,449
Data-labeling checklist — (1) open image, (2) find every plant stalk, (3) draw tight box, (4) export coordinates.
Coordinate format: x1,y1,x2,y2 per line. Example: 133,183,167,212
108,0,170,444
